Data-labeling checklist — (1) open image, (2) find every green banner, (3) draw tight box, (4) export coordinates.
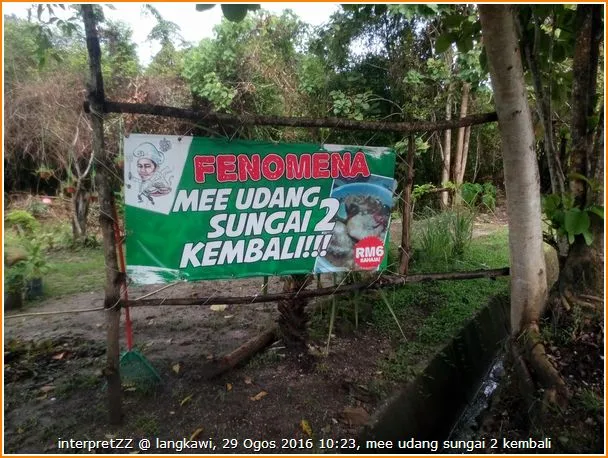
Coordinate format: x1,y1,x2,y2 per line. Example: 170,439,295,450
124,135,396,284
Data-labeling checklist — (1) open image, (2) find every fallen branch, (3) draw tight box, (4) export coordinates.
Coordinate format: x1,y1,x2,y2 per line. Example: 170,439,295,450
85,100,498,134
128,268,510,307
422,187,455,194
200,325,278,379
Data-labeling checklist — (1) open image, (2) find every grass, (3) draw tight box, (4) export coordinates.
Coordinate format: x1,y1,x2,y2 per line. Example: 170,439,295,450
307,222,511,382
411,225,509,273
55,373,100,397
5,212,105,302
380,227,510,380
133,413,160,436
312,224,511,381
43,248,105,298
246,349,283,368
579,388,603,414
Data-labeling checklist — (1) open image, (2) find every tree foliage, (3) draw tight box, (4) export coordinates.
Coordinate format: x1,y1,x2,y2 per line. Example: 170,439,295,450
4,3,603,213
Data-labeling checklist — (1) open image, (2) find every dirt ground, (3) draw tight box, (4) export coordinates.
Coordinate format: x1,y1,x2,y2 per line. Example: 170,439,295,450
4,275,403,454
3,205,509,454
478,302,604,454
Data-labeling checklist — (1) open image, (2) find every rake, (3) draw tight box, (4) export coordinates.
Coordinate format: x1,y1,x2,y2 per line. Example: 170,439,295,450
112,203,161,391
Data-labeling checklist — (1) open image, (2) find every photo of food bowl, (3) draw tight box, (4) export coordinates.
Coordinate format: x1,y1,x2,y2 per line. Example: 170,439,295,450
315,176,395,273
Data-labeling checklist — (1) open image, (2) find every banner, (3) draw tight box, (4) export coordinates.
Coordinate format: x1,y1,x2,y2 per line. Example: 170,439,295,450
123,134,396,284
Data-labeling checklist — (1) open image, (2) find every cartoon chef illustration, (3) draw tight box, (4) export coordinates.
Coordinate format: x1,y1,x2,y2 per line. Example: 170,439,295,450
127,141,173,205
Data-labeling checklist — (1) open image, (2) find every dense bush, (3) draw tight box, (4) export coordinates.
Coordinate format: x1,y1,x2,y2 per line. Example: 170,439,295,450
460,182,497,210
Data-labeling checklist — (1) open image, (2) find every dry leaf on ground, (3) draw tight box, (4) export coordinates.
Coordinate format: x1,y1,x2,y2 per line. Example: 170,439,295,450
190,428,204,440
250,391,268,401
180,394,193,406
341,406,370,426
300,419,313,437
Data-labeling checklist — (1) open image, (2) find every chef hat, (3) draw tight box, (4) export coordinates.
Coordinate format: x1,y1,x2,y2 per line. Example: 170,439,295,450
133,142,164,166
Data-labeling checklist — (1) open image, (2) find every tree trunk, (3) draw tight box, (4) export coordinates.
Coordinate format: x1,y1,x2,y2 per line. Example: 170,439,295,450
83,4,123,425
560,5,603,298
472,131,481,183
399,136,416,275
569,5,602,208
458,125,472,184
277,274,311,354
453,82,471,187
440,79,455,209
519,12,565,195
480,5,548,335
71,183,90,243
590,108,604,208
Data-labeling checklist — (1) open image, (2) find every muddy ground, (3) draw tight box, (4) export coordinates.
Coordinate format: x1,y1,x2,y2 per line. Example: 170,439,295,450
4,272,408,454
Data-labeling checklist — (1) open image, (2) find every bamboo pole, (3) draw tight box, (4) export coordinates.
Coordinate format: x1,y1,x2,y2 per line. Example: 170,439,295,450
399,135,416,275
84,100,498,134
82,5,122,425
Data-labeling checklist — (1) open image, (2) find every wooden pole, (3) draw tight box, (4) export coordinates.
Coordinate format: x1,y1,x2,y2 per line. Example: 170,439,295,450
85,100,498,134
129,268,511,307
82,5,123,425
399,135,416,275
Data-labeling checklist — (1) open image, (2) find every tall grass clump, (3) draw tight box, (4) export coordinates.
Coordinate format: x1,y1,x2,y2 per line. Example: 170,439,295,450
417,208,475,265
419,212,453,262
449,209,475,256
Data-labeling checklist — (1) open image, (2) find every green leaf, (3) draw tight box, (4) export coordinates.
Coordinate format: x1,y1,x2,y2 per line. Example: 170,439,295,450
435,33,453,54
542,193,561,216
418,4,439,16
196,4,216,12
444,14,463,28
456,36,473,53
587,114,600,130
587,205,604,220
568,172,591,184
374,4,387,15
562,193,575,209
564,208,590,235
221,4,256,22
553,43,566,62
582,229,594,246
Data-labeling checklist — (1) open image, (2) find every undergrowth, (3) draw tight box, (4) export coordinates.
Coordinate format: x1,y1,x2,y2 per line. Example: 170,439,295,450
310,223,510,382
5,207,105,302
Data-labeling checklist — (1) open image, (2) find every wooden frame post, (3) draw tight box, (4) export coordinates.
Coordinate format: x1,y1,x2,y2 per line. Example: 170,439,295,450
399,135,416,275
82,5,123,424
